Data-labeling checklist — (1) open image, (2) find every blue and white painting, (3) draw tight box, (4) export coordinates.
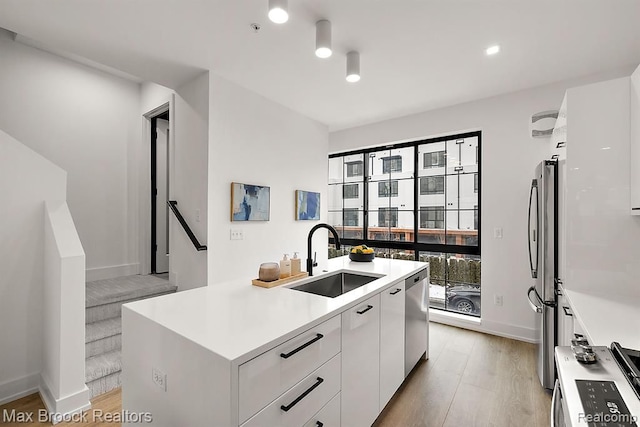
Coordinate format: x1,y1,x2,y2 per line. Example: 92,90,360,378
296,190,320,221
231,182,270,221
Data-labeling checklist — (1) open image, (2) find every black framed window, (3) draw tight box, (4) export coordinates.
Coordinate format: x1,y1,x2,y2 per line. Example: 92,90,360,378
344,209,359,226
346,161,363,177
424,151,446,168
420,206,444,229
420,176,445,195
327,130,481,318
378,207,398,227
378,180,398,197
381,156,402,173
343,184,359,199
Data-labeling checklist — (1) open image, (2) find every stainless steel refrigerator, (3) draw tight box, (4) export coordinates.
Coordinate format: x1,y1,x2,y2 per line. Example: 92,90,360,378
526,159,557,390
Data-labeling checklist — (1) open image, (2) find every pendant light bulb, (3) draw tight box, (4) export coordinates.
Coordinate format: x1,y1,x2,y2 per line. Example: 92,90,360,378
315,20,332,58
268,0,288,24
346,51,361,82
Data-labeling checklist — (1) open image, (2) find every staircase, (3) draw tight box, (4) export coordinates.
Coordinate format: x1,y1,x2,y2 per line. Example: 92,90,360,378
85,274,177,398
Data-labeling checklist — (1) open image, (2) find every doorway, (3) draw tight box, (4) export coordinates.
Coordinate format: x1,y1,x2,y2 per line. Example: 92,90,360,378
151,110,170,274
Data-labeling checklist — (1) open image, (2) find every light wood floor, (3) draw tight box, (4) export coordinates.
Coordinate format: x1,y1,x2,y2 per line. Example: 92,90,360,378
375,322,551,427
0,323,550,427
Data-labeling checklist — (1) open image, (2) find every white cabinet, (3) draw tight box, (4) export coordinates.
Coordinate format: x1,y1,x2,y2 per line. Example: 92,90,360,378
341,294,381,427
556,287,574,347
550,94,567,161
241,355,341,427
630,65,640,213
238,315,341,424
302,392,340,427
379,282,405,410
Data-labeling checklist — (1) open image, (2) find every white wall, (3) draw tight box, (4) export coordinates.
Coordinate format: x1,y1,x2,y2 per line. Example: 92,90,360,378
329,68,633,341
42,201,90,418
0,129,66,404
171,73,209,290
565,77,640,297
0,37,141,279
208,74,329,284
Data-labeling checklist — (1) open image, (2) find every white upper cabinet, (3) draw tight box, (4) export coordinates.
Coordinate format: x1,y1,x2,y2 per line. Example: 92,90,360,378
630,64,640,214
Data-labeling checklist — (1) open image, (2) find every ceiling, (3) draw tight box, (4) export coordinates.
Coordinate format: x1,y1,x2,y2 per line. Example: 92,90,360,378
1,0,639,131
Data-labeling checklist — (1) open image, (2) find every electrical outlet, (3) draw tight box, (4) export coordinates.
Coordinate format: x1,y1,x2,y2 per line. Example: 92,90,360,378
230,229,244,240
494,228,503,239
494,295,503,306
195,209,201,222
152,367,167,391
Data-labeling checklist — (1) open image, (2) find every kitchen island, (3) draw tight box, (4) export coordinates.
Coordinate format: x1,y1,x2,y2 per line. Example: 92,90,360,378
121,256,428,427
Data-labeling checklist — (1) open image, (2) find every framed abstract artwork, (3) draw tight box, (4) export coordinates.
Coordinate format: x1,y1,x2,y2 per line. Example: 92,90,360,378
231,182,270,221
295,190,320,221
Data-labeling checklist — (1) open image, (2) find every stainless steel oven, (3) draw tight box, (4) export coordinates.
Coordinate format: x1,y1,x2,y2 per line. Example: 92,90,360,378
554,345,640,426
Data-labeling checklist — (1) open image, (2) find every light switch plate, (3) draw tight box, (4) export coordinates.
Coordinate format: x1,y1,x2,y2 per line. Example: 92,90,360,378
230,229,243,240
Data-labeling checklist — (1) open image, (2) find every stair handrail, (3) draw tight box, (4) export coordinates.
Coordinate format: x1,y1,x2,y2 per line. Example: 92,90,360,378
167,200,207,251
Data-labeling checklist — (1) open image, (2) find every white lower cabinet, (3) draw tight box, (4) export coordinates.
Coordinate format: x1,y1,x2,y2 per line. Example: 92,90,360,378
341,294,381,427
379,282,405,410
241,354,341,427
238,315,341,424
303,392,340,427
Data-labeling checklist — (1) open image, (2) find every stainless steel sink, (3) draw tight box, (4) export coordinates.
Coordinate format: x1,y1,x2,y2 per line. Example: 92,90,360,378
290,272,382,298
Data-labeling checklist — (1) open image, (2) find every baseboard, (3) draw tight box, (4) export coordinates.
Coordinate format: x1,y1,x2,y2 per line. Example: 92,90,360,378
429,310,536,343
0,373,40,406
86,263,140,282
39,374,91,425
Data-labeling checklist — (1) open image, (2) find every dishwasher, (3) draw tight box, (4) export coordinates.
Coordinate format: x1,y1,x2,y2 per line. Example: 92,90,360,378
405,267,429,377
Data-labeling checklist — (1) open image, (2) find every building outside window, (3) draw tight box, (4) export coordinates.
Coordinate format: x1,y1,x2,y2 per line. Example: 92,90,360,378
378,180,399,197
378,207,398,227
328,131,481,318
424,151,446,168
343,183,359,199
420,206,444,229
420,176,445,195
344,209,359,226
346,161,363,177
381,155,402,173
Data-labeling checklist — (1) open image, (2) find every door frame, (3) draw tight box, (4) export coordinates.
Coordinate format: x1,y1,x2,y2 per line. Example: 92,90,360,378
140,98,175,279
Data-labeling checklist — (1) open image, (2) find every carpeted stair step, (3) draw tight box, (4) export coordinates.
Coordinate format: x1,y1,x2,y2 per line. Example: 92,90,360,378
86,275,177,323
86,349,121,398
86,317,122,358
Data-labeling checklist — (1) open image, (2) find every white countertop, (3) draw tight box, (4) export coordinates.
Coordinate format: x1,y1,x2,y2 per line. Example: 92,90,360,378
563,288,640,349
123,256,427,364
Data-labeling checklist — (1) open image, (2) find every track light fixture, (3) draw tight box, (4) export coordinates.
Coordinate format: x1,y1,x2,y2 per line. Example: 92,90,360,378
268,0,288,24
315,20,332,58
346,51,360,82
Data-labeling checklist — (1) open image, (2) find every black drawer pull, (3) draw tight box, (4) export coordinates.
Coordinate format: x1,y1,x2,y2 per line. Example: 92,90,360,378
357,305,373,314
316,422,323,427
390,288,402,295
280,377,324,412
562,306,573,317
414,276,420,282
280,334,324,359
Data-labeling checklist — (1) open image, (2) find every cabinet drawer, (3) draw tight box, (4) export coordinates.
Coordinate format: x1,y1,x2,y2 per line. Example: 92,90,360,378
241,354,341,427
239,315,341,424
303,392,340,427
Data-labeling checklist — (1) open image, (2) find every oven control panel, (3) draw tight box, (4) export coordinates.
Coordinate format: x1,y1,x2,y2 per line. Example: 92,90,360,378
576,380,637,426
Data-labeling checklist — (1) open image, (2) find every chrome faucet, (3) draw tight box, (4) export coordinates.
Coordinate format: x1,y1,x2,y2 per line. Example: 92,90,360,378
307,223,341,276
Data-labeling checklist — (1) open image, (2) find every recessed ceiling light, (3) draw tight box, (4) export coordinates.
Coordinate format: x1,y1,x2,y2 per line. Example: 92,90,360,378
268,0,288,24
485,45,500,56
601,146,612,150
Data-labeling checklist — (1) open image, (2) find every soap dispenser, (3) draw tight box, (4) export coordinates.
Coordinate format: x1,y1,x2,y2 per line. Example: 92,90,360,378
291,252,301,275
280,254,292,279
